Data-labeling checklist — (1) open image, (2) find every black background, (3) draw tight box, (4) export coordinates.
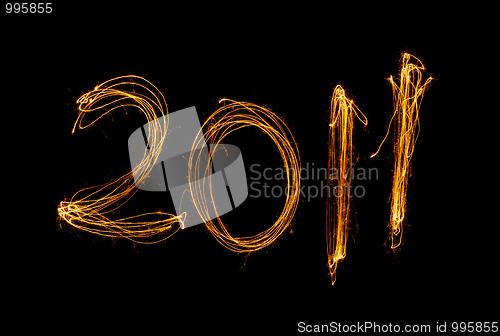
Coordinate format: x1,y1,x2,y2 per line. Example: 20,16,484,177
2,2,497,333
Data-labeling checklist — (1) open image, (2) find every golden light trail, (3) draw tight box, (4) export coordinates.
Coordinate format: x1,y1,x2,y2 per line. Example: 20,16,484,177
371,53,433,249
327,85,367,285
188,99,301,253
58,77,300,252
58,75,184,244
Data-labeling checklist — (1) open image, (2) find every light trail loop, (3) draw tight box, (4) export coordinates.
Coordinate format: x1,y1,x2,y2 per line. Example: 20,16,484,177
189,99,301,253
58,76,183,244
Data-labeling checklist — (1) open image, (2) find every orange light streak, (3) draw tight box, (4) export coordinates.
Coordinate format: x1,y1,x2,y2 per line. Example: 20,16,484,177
327,85,367,285
188,99,301,252
58,76,183,243
371,53,433,249
58,77,300,251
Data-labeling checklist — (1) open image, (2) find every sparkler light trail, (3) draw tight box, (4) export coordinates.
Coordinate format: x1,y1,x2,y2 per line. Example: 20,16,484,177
371,53,433,249
188,99,301,253
58,75,184,243
327,85,367,285
58,77,300,252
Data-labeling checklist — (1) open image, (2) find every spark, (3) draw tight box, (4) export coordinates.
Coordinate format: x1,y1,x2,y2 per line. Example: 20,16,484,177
371,53,433,249
327,85,367,285
188,99,301,253
58,75,184,244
